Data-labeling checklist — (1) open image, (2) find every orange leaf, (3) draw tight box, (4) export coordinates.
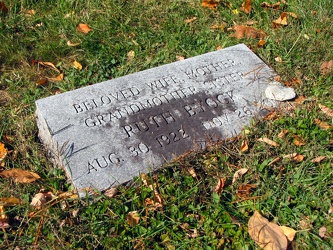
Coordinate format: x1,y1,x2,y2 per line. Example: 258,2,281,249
48,73,64,82
257,137,279,147
36,78,49,86
0,205,9,228
257,39,266,47
311,156,325,163
0,142,7,162
295,95,306,104
315,119,331,130
318,104,333,118
230,25,266,39
214,178,225,194
0,1,8,14
38,61,60,73
278,129,288,138
236,183,256,197
77,23,92,34
319,60,333,76
202,0,220,9
240,0,252,14
272,12,288,28
260,2,280,10
0,169,41,183
293,154,305,162
127,211,140,226
240,140,249,152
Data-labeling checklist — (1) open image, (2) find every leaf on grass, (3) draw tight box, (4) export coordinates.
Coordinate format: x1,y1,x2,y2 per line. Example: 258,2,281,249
314,118,331,130
240,140,249,152
36,78,49,86
77,23,92,34
236,183,256,198
188,167,197,177
275,56,283,62
30,191,55,209
278,129,288,138
38,61,60,73
264,111,278,120
293,154,305,162
319,104,333,118
311,156,325,163
184,17,197,23
280,226,296,241
286,12,298,19
240,0,252,14
272,12,288,28
176,55,185,61
67,40,80,47
230,25,266,39
257,137,279,147
257,39,266,47
48,73,64,83
248,211,288,250
73,60,82,70
127,211,140,226
202,0,220,9
319,60,333,76
0,142,7,162
214,178,224,194
0,197,22,206
293,135,306,146
0,169,41,183
319,226,326,238
261,2,281,10
295,95,306,104
127,50,135,62
268,157,281,166
232,168,248,184
0,205,9,228
0,1,8,14
104,187,118,198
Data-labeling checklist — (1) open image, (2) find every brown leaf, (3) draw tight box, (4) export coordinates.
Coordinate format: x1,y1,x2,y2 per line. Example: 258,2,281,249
38,61,60,73
67,40,80,47
278,129,288,138
272,12,288,28
48,73,64,83
240,0,252,14
294,95,306,104
319,60,333,76
214,178,225,194
0,197,22,206
315,118,331,130
248,211,288,250
36,78,49,86
232,168,248,184
230,25,266,39
0,142,7,162
0,169,41,183
202,0,220,9
264,111,278,120
184,17,197,23
280,226,296,241
293,135,305,146
311,156,325,163
236,183,256,198
30,191,55,209
77,23,92,34
127,211,140,226
293,154,305,162
261,2,281,10
257,137,279,147
240,140,249,152
319,226,326,238
176,55,185,61
286,12,298,19
319,104,333,118
104,188,118,198
268,157,281,166
0,1,8,14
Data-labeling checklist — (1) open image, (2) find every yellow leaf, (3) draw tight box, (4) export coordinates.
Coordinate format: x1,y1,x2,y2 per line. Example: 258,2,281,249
272,12,288,28
127,50,135,62
240,0,252,14
240,140,249,152
67,40,80,47
257,137,279,147
73,60,82,70
0,142,7,162
275,56,282,62
77,23,92,34
248,211,288,250
214,178,224,194
286,12,298,19
0,197,22,206
127,211,140,226
0,169,41,183
280,226,297,241
176,55,185,61
232,9,239,15
232,168,248,184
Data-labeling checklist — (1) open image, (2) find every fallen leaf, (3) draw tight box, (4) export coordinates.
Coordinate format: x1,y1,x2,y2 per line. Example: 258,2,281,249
283,153,298,159
0,205,9,228
184,17,197,23
293,154,305,162
127,211,140,226
272,12,288,28
280,226,296,241
73,60,82,70
0,142,7,162
248,210,288,250
319,226,326,238
0,197,22,206
0,169,41,183
278,129,288,138
37,61,60,73
261,2,281,10
286,12,298,19
176,55,185,61
216,45,223,50
319,60,333,76
67,40,80,47
236,183,256,198
104,188,118,198
295,95,306,104
264,111,278,120
240,0,252,14
77,23,92,34
36,78,49,86
188,167,197,177
232,168,248,184
230,25,266,39
0,1,8,14
202,0,220,9
240,140,249,152
214,178,224,194
30,191,54,209
245,20,258,25
319,104,333,118
127,50,135,62
48,73,64,83
257,137,279,147
315,119,331,130
293,135,305,146
24,9,35,16
268,157,281,166
328,205,333,214
311,156,325,163
275,56,282,62
257,39,266,47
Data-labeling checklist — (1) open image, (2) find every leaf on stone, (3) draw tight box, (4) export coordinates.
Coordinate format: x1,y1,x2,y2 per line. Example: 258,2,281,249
319,60,333,76
240,140,249,152
240,0,252,14
0,142,7,162
232,168,248,184
0,197,22,206
30,191,55,209
73,60,82,70
257,137,279,147
0,169,41,183
127,50,135,62
202,0,220,9
236,183,256,198
67,40,80,47
77,23,92,34
0,1,8,14
214,178,225,194
319,226,326,238
311,156,325,163
48,73,64,83
127,211,140,226
314,119,331,130
319,104,333,118
248,210,288,250
261,1,281,10
272,12,288,28
230,25,266,39
280,225,296,241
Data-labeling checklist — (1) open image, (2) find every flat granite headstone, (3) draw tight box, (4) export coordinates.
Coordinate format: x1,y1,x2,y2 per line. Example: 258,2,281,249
36,44,278,197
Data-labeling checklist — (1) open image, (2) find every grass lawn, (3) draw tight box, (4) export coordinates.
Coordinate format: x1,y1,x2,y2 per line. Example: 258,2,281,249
1,0,333,248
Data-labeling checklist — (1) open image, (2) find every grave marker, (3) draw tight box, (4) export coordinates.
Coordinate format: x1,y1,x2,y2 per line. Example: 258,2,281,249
36,44,278,196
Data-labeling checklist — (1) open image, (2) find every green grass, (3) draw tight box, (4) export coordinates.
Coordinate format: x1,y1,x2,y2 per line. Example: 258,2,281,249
1,0,333,248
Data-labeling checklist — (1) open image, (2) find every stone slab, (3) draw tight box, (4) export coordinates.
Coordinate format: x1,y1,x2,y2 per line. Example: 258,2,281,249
35,44,278,197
